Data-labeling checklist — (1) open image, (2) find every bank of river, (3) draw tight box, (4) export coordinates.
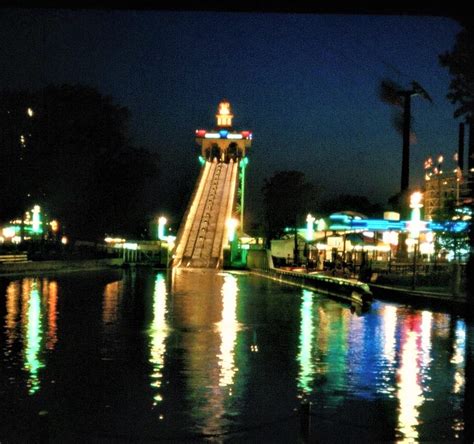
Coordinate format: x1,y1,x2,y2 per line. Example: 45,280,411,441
0,257,123,277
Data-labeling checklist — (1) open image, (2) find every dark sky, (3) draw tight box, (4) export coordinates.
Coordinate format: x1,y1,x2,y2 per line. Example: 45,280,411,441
0,8,463,224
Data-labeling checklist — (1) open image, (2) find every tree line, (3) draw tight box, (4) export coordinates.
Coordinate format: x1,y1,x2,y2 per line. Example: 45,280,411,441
0,84,160,241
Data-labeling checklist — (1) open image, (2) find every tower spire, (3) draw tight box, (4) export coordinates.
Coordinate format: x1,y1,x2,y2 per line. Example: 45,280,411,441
216,100,233,128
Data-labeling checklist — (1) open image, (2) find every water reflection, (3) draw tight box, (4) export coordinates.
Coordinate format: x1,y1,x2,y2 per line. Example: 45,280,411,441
4,281,20,351
0,271,470,442
102,281,122,325
46,281,58,350
297,289,314,394
396,313,424,442
149,273,169,405
170,269,241,436
24,281,44,394
2,277,61,395
217,273,239,388
451,320,466,438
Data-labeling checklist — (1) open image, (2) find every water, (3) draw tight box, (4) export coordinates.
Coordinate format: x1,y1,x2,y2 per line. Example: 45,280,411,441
0,268,472,442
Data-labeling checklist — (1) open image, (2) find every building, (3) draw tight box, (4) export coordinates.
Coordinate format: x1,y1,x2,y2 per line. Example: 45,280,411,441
423,155,466,220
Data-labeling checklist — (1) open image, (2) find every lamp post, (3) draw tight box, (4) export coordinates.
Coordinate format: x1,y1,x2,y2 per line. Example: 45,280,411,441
408,191,423,290
158,216,167,241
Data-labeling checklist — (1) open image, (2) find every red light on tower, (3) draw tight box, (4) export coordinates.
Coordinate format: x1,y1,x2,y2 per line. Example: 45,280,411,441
241,131,250,139
196,129,206,137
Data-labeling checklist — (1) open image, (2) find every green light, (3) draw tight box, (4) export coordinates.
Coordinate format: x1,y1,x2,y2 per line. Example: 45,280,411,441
199,155,205,165
239,157,249,168
297,290,314,393
24,281,44,394
158,216,167,241
32,205,42,234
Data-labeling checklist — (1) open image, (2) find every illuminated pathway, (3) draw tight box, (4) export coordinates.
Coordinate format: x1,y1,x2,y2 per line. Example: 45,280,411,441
173,101,251,269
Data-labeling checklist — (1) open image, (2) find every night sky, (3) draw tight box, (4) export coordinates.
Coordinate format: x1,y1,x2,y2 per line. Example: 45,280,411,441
0,8,463,225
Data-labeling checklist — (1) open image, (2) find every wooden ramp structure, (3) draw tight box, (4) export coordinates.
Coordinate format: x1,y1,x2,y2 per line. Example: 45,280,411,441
173,158,239,269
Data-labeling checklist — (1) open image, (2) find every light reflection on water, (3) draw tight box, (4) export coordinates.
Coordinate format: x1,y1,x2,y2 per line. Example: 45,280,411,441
149,273,168,405
0,270,471,442
2,278,59,395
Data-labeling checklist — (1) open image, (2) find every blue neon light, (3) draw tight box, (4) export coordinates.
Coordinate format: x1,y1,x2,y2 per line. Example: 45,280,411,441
219,130,229,138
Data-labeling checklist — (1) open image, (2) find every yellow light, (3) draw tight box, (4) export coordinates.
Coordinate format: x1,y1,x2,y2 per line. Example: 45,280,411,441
27,108,34,117
218,274,238,387
438,155,443,163
50,220,59,232
410,191,423,208
61,236,68,245
218,102,230,115
2,227,16,238
104,237,125,243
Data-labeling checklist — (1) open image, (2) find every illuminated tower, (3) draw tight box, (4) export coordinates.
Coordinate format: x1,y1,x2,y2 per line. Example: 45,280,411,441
195,100,252,232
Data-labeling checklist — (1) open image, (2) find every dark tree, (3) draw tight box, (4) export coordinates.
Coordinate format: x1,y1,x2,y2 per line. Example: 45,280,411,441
320,194,383,217
439,28,474,120
0,84,160,240
440,26,474,300
261,170,318,244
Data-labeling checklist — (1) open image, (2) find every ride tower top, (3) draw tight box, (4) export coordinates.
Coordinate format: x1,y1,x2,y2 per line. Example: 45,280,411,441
195,100,252,163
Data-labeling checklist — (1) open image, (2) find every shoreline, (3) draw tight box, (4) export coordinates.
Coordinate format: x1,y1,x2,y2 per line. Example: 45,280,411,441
0,258,124,278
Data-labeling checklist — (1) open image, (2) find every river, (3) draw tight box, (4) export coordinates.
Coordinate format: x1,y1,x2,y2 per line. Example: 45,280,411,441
1,268,472,442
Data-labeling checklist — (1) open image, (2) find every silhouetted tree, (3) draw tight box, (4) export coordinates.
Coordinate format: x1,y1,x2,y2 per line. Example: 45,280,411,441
440,26,474,300
0,84,159,240
320,194,383,217
439,28,474,120
262,170,318,245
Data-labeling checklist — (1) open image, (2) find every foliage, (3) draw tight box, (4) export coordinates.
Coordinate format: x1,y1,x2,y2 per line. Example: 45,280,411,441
439,28,474,120
0,84,160,240
431,200,470,262
320,194,383,217
261,170,318,242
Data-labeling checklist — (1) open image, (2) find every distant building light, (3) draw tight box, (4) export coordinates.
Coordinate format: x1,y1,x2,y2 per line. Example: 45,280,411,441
27,108,34,117
50,220,59,232
32,205,42,233
61,236,68,245
104,237,125,243
2,227,16,238
158,216,167,240
383,211,400,221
